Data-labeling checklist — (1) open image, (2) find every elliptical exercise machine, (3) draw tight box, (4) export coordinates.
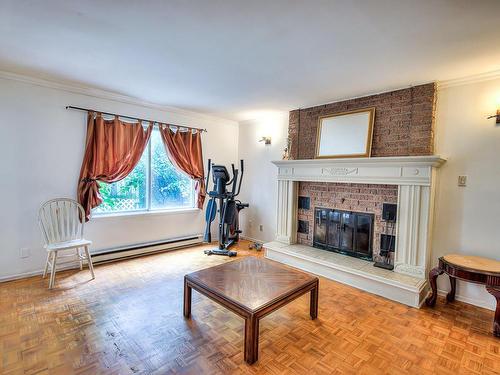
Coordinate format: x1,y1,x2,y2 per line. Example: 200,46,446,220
203,159,248,256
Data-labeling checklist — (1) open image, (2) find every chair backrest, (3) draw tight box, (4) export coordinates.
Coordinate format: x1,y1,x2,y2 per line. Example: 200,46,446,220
38,198,85,245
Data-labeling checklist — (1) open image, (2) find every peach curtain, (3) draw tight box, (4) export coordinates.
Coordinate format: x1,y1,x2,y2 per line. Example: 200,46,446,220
158,125,206,209
78,112,153,221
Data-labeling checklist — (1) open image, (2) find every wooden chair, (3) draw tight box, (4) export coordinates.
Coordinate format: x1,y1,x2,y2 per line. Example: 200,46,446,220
38,198,95,289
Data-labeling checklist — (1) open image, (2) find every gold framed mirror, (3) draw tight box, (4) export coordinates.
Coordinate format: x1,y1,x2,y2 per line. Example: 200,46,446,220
315,107,375,159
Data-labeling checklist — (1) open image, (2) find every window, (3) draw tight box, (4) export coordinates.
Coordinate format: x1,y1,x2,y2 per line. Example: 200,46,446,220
94,128,195,215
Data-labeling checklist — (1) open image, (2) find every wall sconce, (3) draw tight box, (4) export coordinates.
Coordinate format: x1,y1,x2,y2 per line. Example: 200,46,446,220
259,136,272,145
487,109,500,125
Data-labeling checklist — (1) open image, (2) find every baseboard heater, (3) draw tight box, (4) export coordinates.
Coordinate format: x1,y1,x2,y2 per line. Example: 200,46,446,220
91,234,203,264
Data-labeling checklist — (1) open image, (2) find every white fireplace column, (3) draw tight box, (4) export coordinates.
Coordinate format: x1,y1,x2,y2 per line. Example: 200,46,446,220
394,184,432,278
276,179,298,244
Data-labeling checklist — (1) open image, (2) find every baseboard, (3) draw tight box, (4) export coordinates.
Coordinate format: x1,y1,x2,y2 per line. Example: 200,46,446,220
0,261,91,283
240,235,265,243
0,235,203,283
437,289,495,311
0,269,46,283
92,235,202,263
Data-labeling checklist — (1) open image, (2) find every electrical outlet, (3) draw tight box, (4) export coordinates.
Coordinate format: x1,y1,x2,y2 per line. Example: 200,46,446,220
458,175,467,187
259,224,263,232
20,247,30,258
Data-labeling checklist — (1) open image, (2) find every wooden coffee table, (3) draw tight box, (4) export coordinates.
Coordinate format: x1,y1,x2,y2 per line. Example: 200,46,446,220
426,254,500,337
183,257,319,364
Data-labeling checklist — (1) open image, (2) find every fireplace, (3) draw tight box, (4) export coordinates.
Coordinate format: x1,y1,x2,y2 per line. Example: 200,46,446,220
264,156,446,307
313,207,374,260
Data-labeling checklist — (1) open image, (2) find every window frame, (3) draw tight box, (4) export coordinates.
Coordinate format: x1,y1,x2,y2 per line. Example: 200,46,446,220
92,127,197,218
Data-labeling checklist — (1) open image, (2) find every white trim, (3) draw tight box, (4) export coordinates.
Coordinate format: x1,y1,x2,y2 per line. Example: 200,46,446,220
273,155,446,167
6,68,500,119
0,269,45,283
240,235,265,244
92,234,202,255
0,70,237,126
0,261,90,283
91,207,201,219
436,289,495,312
438,69,500,89
269,69,500,109
92,235,202,263
0,235,203,283
272,156,446,186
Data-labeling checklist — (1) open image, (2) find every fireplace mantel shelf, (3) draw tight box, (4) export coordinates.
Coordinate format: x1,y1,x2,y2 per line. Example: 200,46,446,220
272,155,446,186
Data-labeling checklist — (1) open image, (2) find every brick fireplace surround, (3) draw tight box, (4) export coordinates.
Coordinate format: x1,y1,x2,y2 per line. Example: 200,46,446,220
297,182,398,262
264,83,446,308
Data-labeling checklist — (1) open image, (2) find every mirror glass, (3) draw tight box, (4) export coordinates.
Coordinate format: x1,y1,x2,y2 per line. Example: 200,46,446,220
316,108,374,158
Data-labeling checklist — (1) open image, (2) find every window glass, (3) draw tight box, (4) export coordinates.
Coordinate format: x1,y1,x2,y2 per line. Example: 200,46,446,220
150,129,194,209
94,128,194,215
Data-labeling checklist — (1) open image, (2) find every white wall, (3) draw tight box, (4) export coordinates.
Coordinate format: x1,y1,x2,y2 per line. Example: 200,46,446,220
237,114,288,243
433,77,500,310
0,75,238,280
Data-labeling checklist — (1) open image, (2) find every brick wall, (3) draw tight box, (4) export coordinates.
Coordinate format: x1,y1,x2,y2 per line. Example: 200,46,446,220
288,83,436,159
298,182,398,261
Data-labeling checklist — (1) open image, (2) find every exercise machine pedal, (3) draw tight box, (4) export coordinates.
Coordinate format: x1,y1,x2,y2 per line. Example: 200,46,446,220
204,249,237,257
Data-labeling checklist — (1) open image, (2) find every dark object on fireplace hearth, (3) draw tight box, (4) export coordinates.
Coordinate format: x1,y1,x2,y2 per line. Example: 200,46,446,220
298,196,310,210
382,203,397,222
313,207,374,260
374,221,396,270
374,261,394,270
297,220,309,234
380,234,396,252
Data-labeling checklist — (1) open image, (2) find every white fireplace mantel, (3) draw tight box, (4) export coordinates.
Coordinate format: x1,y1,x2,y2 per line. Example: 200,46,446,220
272,155,446,186
265,155,446,307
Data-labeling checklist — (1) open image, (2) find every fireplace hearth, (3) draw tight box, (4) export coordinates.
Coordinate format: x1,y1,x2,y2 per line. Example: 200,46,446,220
313,207,374,260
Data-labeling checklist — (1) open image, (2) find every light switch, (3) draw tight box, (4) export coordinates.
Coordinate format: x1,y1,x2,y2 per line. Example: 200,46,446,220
458,175,467,187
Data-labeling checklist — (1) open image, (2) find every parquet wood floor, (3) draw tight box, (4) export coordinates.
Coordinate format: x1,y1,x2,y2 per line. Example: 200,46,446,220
1,241,499,374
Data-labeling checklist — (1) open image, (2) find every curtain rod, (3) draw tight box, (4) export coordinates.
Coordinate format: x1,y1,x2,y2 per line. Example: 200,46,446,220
66,106,207,132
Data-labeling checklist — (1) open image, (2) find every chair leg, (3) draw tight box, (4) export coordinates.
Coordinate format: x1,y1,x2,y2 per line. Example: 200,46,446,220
84,246,95,279
49,251,58,289
76,247,83,270
43,252,51,278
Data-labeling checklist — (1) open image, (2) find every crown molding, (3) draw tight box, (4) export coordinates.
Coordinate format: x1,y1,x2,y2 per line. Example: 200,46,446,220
0,70,237,126
438,69,500,89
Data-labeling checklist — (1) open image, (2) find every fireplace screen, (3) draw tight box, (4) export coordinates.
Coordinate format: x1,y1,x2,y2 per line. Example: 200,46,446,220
313,207,374,260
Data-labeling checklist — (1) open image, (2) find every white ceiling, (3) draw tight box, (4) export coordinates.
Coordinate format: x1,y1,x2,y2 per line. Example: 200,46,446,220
2,0,500,121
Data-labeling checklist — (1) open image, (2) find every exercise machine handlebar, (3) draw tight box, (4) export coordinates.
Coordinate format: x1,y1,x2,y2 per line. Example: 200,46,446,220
235,160,244,197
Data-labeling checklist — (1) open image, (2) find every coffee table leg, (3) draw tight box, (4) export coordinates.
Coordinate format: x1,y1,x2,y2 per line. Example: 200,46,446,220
446,276,456,302
184,278,192,318
425,266,443,307
486,286,500,337
244,315,259,364
310,281,319,319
